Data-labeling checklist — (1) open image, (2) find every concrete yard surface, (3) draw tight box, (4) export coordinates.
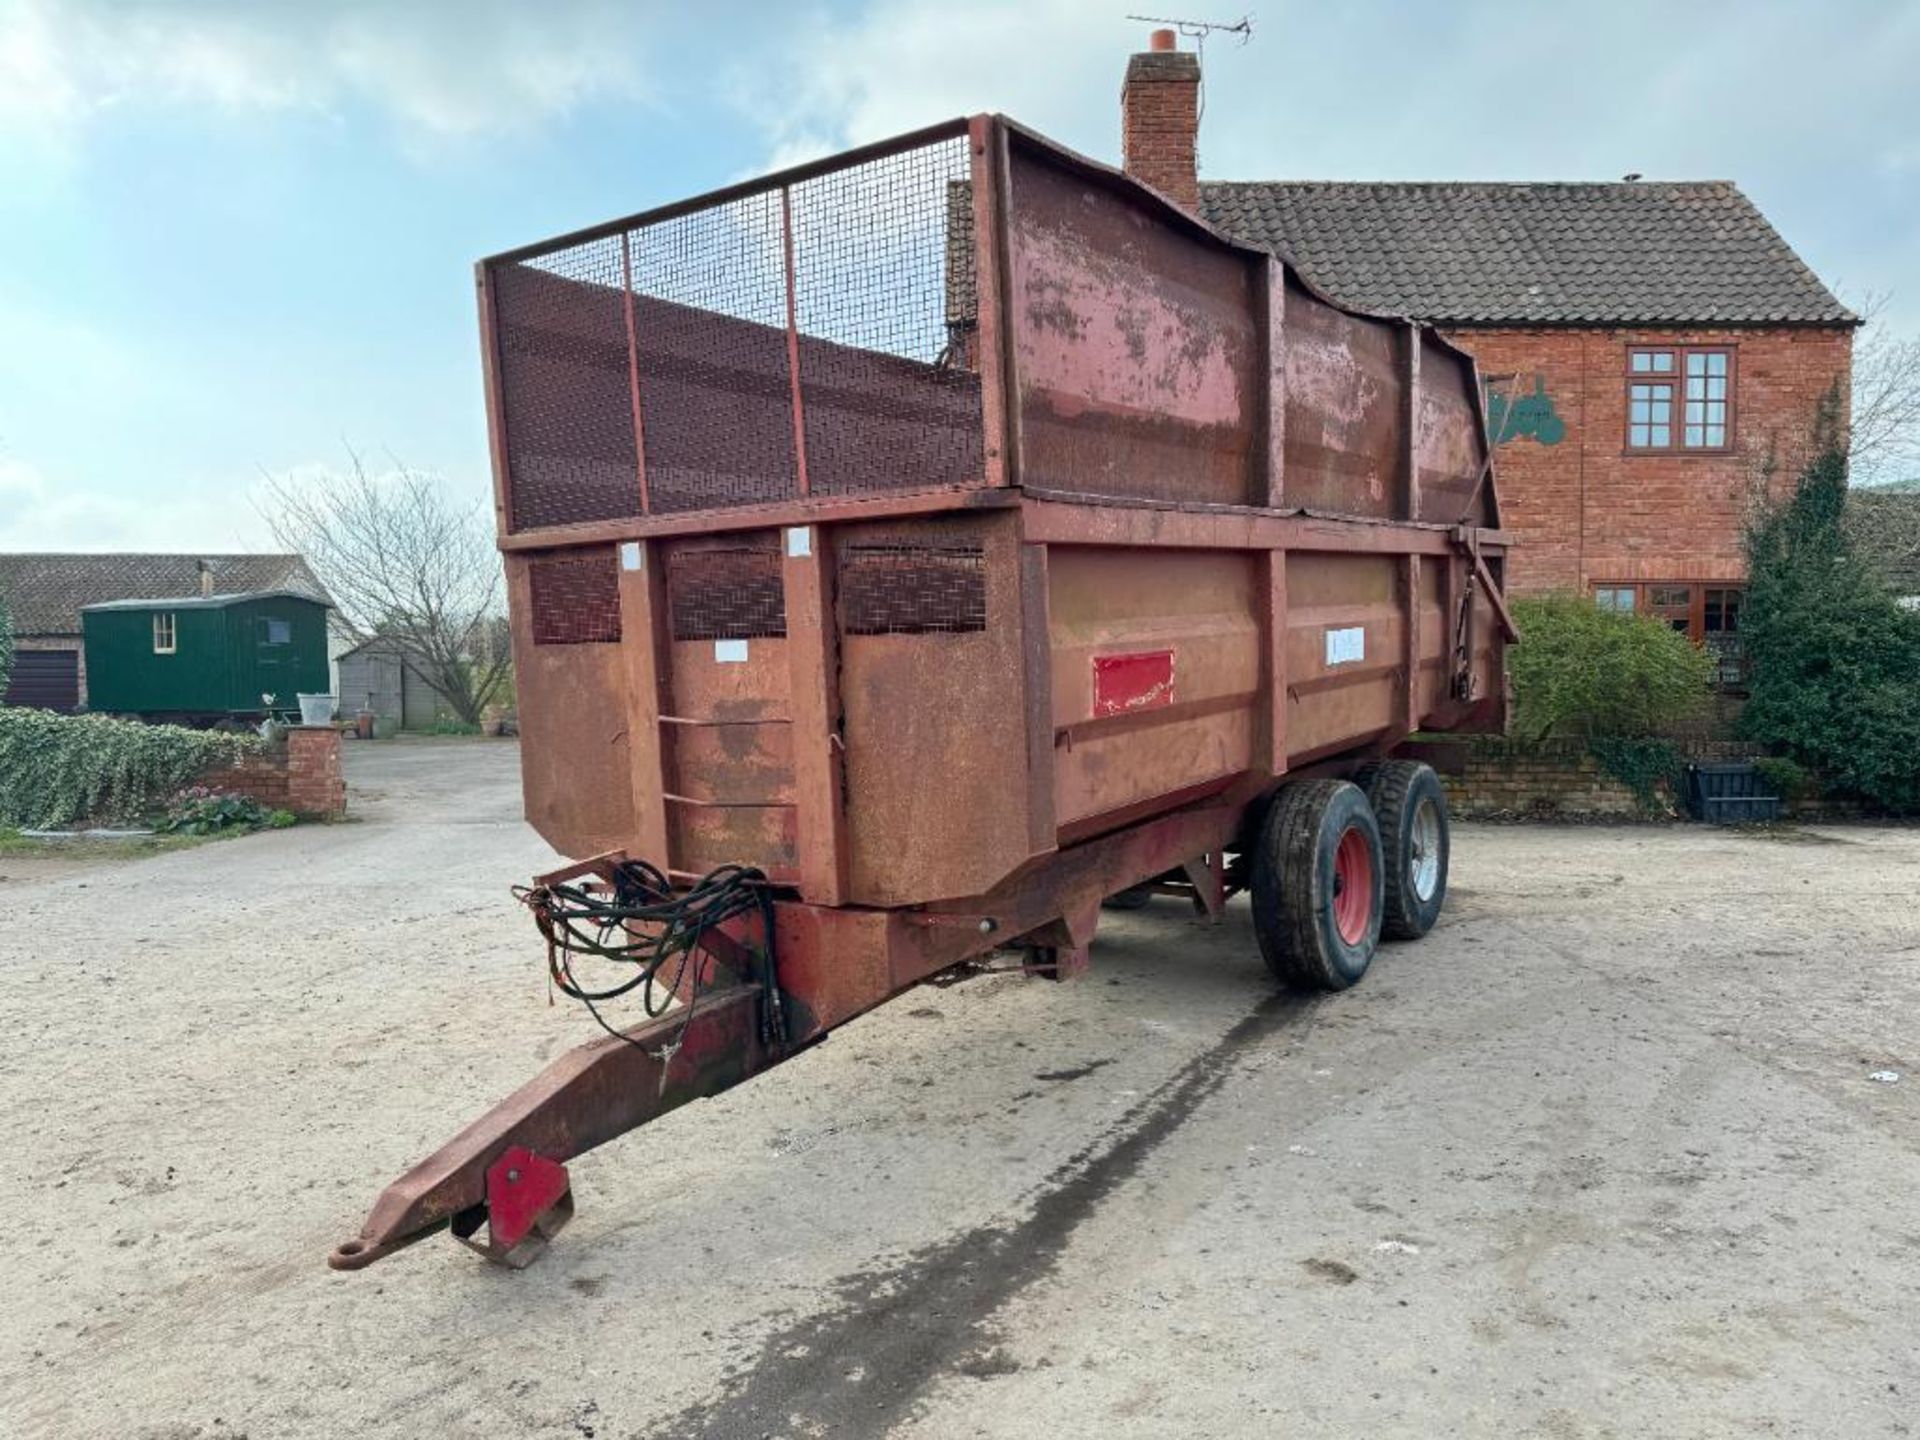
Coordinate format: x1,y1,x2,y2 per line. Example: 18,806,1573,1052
1,739,1916,1438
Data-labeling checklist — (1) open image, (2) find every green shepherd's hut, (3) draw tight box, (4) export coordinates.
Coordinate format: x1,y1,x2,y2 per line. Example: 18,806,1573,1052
82,577,331,725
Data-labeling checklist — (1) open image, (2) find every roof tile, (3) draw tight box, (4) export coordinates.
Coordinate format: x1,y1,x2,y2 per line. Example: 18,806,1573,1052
1201,180,1853,326
0,554,332,636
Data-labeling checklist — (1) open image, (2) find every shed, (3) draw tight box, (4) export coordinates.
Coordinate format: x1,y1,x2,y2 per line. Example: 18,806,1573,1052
336,637,458,729
81,589,332,722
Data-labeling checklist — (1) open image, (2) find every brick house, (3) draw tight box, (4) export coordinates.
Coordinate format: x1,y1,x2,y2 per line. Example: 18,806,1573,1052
1121,31,1856,668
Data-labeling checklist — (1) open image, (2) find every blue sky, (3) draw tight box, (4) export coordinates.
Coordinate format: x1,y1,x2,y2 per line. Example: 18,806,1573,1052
1,0,1915,551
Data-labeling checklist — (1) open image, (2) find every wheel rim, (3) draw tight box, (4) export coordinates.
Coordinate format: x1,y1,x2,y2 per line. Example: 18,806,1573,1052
1409,796,1442,903
1332,824,1373,946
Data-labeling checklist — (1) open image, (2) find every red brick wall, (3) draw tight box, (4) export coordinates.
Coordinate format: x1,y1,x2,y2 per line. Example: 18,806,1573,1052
201,726,346,818
1442,326,1852,594
200,753,291,809
1121,44,1200,213
286,726,346,817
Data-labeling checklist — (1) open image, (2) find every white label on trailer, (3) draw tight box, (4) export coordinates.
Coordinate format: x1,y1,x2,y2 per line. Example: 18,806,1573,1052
714,639,749,663
1325,626,1366,666
619,542,642,571
786,526,812,558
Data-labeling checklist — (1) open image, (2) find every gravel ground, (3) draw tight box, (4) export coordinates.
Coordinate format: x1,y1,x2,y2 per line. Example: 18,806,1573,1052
1,739,1915,1439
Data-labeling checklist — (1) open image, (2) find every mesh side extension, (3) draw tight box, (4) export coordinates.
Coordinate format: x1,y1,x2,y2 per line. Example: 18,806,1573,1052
789,137,982,497
491,127,984,531
529,551,622,645
494,243,641,532
667,539,787,641
839,539,986,635
630,190,800,514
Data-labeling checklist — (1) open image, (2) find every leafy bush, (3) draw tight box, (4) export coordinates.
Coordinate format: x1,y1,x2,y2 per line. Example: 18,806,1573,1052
1752,755,1814,801
159,788,261,835
0,709,263,828
1739,423,1920,813
157,787,294,835
415,719,482,736
1508,594,1713,740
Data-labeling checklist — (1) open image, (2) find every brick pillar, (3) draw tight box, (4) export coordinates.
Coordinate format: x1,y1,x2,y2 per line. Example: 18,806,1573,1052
286,726,347,818
1121,29,1200,212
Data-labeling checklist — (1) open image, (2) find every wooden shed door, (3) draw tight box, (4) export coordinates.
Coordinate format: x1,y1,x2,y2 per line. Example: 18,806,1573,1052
4,649,80,712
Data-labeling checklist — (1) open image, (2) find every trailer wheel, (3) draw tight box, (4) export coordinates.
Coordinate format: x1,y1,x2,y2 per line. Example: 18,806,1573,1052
1251,780,1383,991
1355,761,1450,940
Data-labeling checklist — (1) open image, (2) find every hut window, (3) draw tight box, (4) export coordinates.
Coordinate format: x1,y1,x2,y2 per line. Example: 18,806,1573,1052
262,617,291,645
152,613,176,654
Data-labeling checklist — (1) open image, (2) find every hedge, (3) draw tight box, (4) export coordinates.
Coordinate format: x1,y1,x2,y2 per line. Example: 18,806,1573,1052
1507,593,1713,740
1740,423,1920,814
0,709,264,829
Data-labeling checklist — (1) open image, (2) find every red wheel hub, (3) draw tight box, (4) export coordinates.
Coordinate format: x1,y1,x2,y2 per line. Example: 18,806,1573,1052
1332,825,1373,946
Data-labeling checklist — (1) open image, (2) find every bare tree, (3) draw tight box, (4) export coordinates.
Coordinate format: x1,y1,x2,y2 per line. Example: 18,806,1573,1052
260,452,510,725
1849,293,1920,487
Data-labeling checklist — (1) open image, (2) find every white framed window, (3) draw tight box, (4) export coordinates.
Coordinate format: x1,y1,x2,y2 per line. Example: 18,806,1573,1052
153,613,177,654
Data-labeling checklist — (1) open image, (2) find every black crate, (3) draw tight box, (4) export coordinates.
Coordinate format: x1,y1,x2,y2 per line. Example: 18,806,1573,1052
1684,762,1783,824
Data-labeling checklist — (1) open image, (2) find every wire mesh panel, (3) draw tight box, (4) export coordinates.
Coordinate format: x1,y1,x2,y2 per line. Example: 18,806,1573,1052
666,537,787,641
490,125,986,531
493,241,642,532
528,550,622,644
789,137,983,496
839,535,987,635
628,189,800,514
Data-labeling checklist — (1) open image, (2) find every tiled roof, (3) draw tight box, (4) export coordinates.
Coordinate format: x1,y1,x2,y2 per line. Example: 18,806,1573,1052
0,553,332,636
1200,180,1855,326
1846,487,1920,595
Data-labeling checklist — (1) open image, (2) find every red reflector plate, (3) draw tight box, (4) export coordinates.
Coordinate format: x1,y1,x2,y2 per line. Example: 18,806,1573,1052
1093,650,1175,718
485,1145,570,1251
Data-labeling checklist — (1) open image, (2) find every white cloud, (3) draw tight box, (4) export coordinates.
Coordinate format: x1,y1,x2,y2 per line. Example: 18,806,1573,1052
0,452,273,551
734,0,1128,166
0,0,660,146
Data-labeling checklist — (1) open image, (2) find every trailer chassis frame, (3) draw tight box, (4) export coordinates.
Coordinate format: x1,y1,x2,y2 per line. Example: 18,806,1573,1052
328,791,1261,1271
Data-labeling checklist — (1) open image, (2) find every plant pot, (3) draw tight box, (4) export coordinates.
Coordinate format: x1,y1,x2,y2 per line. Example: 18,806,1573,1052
355,711,376,740
297,693,337,727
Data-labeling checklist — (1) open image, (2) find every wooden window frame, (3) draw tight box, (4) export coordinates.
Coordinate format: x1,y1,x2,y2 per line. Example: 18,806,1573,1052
1590,580,1747,685
1624,345,1735,454
152,612,176,655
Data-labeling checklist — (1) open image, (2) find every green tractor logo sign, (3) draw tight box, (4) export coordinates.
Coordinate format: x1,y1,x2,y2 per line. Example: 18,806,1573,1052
1487,374,1566,446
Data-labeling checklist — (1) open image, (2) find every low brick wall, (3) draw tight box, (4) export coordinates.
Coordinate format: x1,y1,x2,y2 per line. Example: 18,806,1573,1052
201,752,292,808
201,726,347,819
1432,734,1863,823
1441,737,1649,820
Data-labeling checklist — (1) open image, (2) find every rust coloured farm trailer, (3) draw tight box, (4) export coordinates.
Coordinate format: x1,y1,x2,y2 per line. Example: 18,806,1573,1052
330,116,1514,1271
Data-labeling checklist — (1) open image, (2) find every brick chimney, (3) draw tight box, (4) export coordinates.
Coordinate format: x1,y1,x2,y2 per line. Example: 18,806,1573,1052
1122,28,1200,212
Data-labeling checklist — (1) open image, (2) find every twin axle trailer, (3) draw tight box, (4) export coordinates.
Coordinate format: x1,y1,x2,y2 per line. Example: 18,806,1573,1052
330,116,1513,1272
